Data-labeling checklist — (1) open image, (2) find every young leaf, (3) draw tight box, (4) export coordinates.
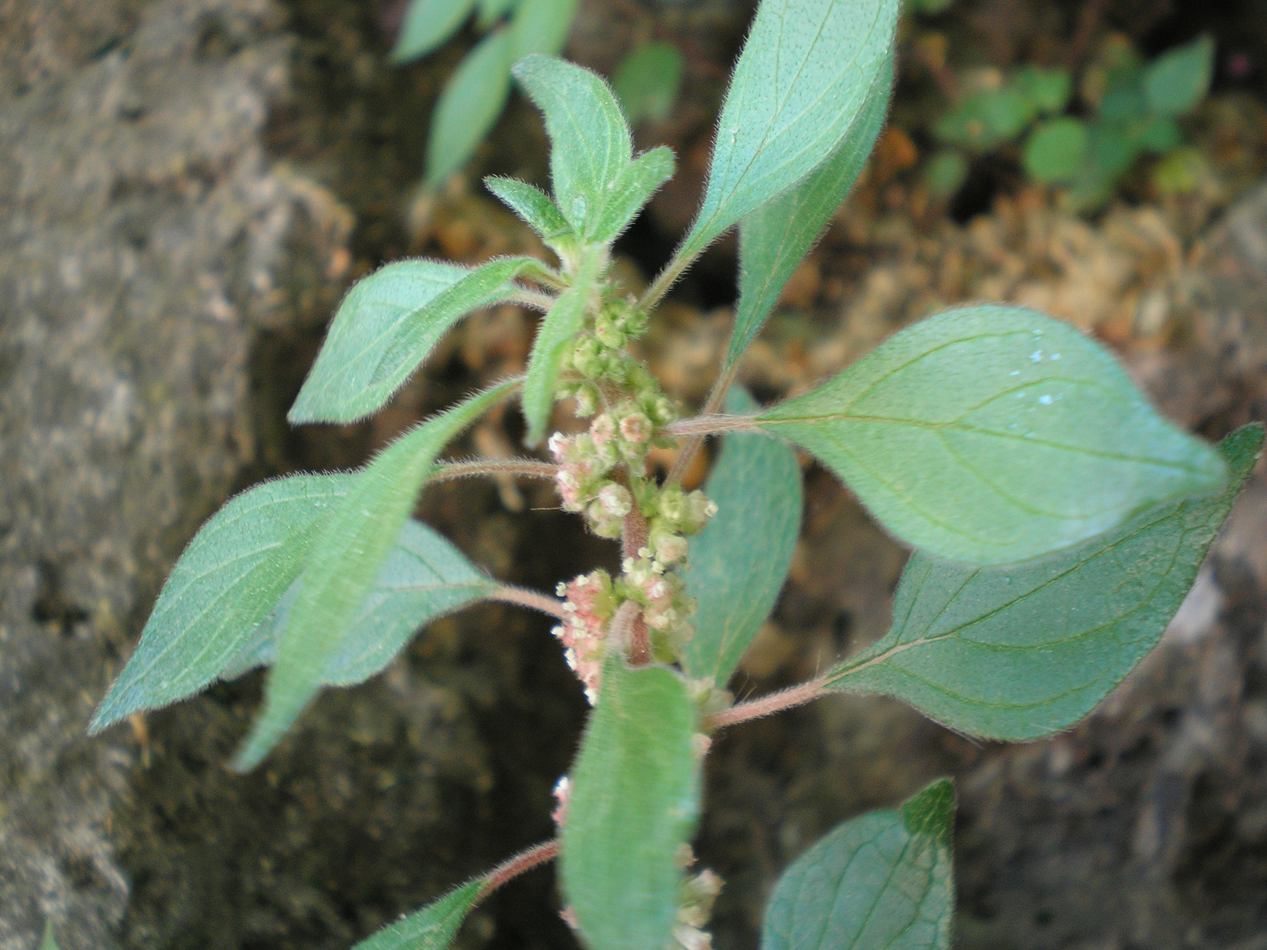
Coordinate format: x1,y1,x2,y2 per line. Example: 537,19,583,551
234,380,518,771
613,41,685,126
512,55,633,240
828,425,1262,740
586,146,675,245
290,257,536,425
756,306,1227,565
391,0,477,64
223,519,497,686
509,0,577,59
682,388,802,686
1022,117,1089,185
89,474,351,735
521,254,600,445
1144,35,1214,118
762,779,955,949
353,880,483,950
425,29,515,185
41,921,61,950
727,53,893,370
561,660,701,950
681,0,900,258
484,176,572,244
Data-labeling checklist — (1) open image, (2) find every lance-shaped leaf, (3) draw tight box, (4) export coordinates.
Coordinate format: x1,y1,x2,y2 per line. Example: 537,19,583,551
426,30,515,185
510,0,577,59
485,176,573,245
561,660,701,950
756,306,1227,565
680,0,900,259
290,257,536,425
828,425,1262,740
89,474,351,734
682,388,802,686
762,779,955,949
728,54,893,370
521,253,601,445
391,0,476,63
235,379,518,770
587,146,675,245
223,519,497,686
477,0,515,28
354,880,483,950
512,55,633,240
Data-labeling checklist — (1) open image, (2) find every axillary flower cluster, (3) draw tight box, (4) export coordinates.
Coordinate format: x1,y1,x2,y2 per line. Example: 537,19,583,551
544,278,717,703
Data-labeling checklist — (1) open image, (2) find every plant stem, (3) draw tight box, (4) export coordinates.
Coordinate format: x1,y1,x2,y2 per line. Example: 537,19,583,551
638,246,700,314
703,676,830,731
666,361,741,484
512,289,558,312
490,585,568,620
431,458,559,483
477,839,560,900
667,414,759,437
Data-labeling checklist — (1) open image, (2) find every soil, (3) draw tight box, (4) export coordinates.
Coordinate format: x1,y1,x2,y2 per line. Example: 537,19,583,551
2,1,1266,948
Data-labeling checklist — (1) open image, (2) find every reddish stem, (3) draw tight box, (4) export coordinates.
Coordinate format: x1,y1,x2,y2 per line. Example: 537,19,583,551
477,839,559,901
490,585,568,620
703,676,830,732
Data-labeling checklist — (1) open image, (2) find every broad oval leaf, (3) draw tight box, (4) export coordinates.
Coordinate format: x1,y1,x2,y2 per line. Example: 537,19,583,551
234,379,518,770
561,660,701,950
682,387,802,686
828,426,1262,740
391,0,476,64
1144,35,1214,118
728,52,893,370
757,306,1227,565
426,29,515,185
512,55,633,240
484,176,573,245
290,257,536,425
354,879,483,950
681,0,900,258
223,519,497,686
88,474,351,735
762,779,955,949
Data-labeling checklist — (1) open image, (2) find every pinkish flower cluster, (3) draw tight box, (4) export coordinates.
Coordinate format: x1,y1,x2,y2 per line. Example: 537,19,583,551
553,569,617,702
549,402,657,538
551,775,571,830
618,556,696,661
673,846,724,950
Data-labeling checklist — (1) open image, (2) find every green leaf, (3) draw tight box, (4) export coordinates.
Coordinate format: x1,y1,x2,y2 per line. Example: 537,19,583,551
1136,115,1182,154
425,29,514,185
392,0,477,64
234,380,518,770
512,55,633,240
727,53,892,370
354,880,483,950
89,474,350,735
223,519,497,686
828,426,1262,740
1022,117,1089,184
587,146,675,245
290,257,536,425
40,921,61,950
1013,65,1073,116
521,253,600,445
484,176,573,245
762,779,955,949
756,306,1228,565
476,0,516,28
681,0,900,258
561,660,701,950
1144,36,1214,117
613,41,685,125
934,86,1034,151
510,0,577,58
682,388,802,686
924,149,969,199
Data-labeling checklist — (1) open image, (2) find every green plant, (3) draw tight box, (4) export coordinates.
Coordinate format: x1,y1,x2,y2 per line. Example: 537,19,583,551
927,35,1215,209
90,0,1258,946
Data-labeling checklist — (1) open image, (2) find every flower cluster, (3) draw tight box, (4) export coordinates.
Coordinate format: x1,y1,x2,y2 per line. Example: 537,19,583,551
552,570,617,702
673,846,724,950
616,556,695,662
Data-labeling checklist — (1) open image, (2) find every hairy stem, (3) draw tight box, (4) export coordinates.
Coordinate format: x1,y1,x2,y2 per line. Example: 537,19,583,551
638,248,700,314
666,361,741,484
490,585,568,620
477,839,560,900
432,458,559,483
667,414,759,437
512,289,558,312
703,676,830,731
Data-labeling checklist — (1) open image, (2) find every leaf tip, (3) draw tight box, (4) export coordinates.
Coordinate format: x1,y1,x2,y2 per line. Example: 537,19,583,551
901,777,956,845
